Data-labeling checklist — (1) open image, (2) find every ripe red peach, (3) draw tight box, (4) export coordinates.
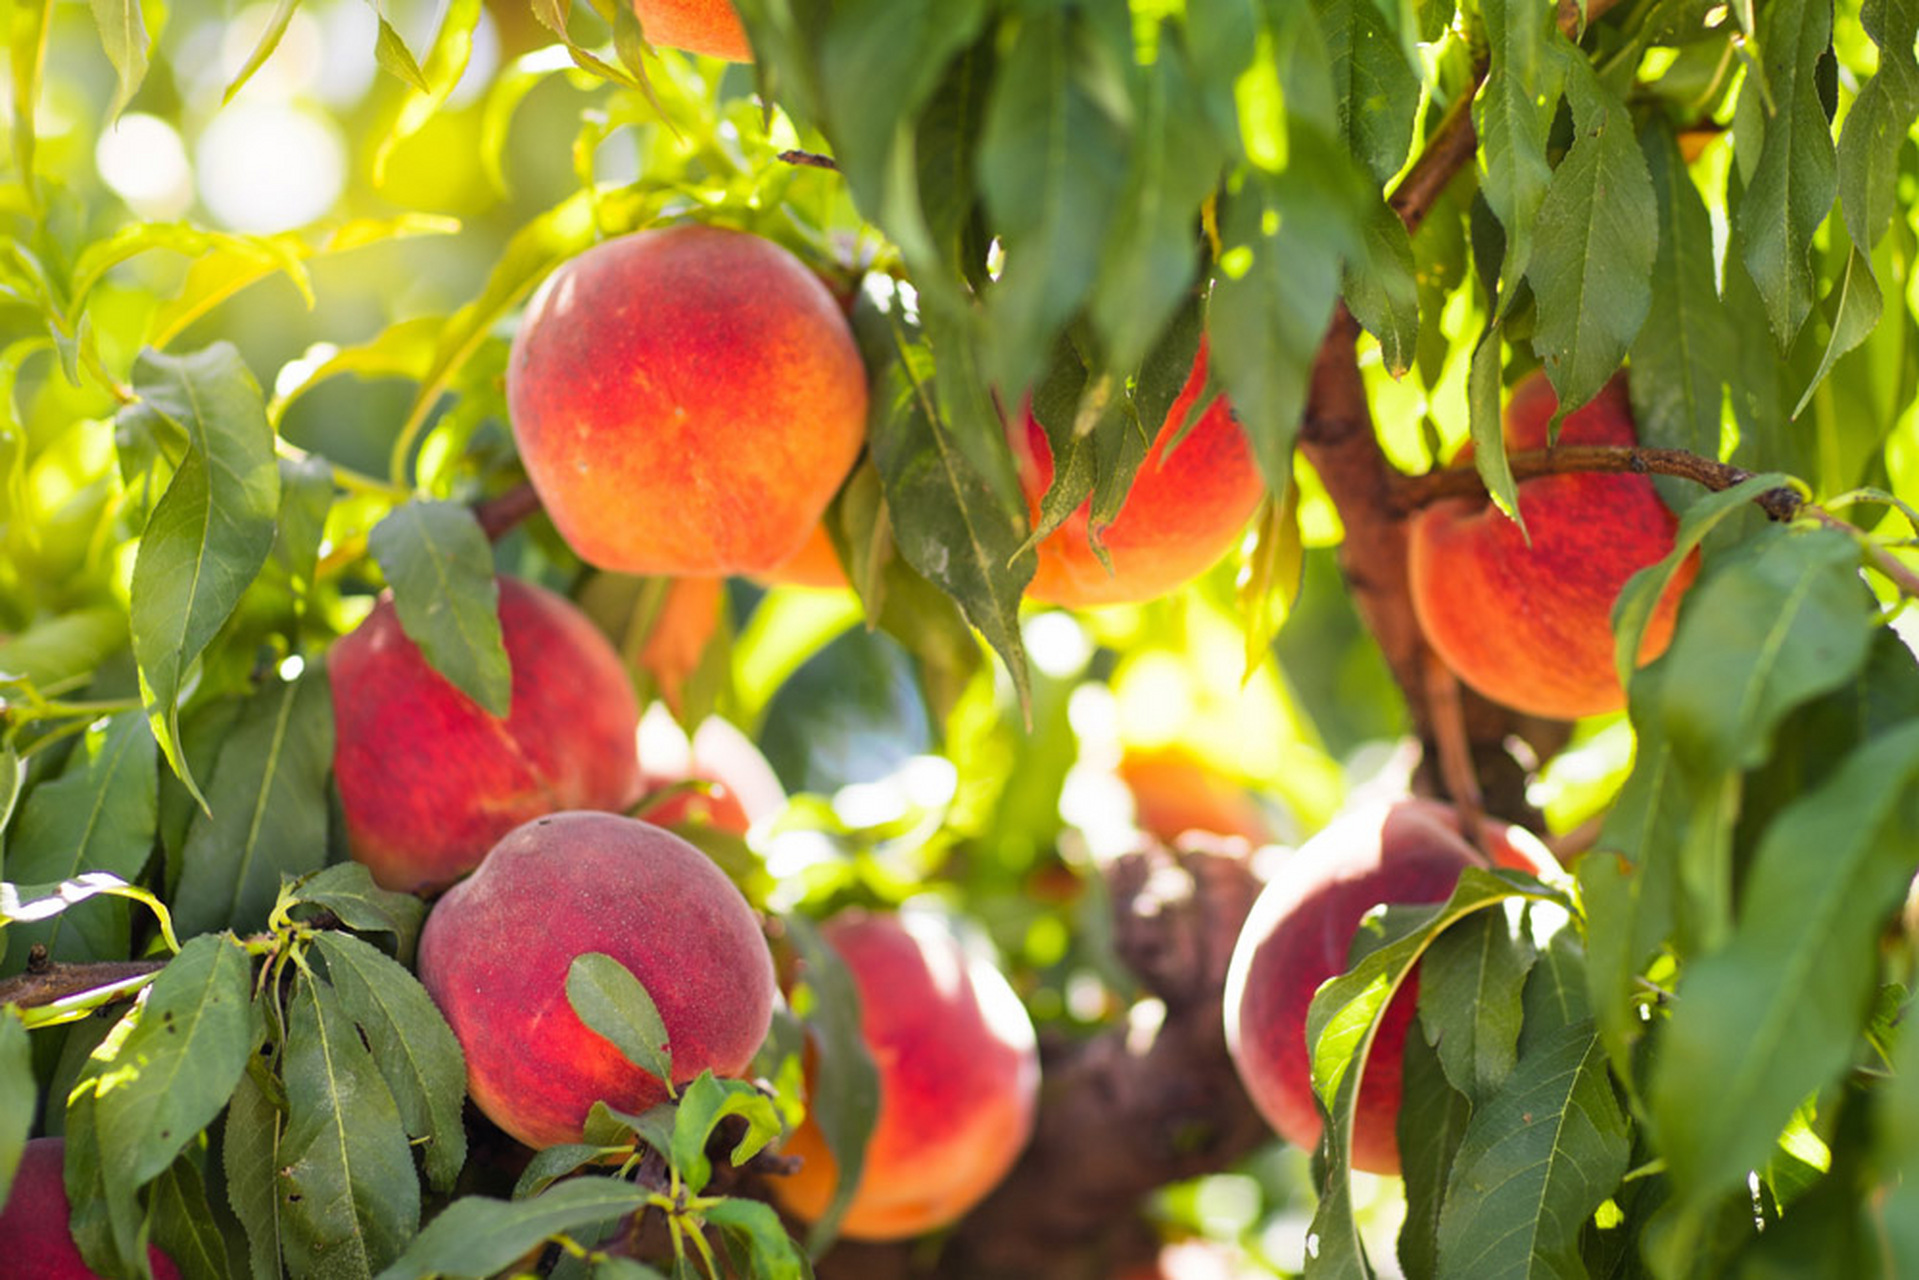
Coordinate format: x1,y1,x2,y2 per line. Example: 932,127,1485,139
0,1138,180,1279
636,710,785,835
330,576,643,894
772,910,1040,1240
633,0,749,61
507,225,868,577
1118,746,1273,846
1407,372,1699,720
1011,342,1265,607
1223,799,1558,1175
417,811,777,1150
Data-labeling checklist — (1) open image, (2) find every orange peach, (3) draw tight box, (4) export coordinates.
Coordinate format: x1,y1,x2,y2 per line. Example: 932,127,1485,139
1118,746,1273,846
330,576,643,894
773,910,1040,1240
507,225,868,577
633,0,749,61
1407,372,1699,720
417,811,777,1150
1223,799,1558,1175
0,1138,180,1279
1011,342,1265,607
756,521,847,590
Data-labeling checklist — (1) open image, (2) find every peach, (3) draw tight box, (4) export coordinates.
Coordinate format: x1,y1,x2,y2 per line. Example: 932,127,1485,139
756,521,847,591
1407,372,1699,720
1011,342,1265,607
772,910,1040,1240
1118,746,1273,846
507,225,868,577
1222,798,1558,1175
635,709,786,835
633,0,749,61
417,811,777,1150
0,1138,180,1279
330,576,643,894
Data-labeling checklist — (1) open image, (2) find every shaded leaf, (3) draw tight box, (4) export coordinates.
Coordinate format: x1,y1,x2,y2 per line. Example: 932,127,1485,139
368,501,508,717
313,932,467,1192
173,665,333,937
1837,0,1919,252
702,1197,807,1280
224,1065,286,1280
286,863,426,959
1435,1020,1631,1278
1396,1028,1472,1280
1473,0,1568,285
0,1009,28,1208
280,977,420,1277
1417,906,1536,1104
373,1179,649,1280
670,1071,781,1195
148,1151,234,1280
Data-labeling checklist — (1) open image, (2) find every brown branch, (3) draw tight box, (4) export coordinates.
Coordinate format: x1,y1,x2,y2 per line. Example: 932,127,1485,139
778,149,839,171
1394,446,1805,520
0,947,167,1010
473,483,543,542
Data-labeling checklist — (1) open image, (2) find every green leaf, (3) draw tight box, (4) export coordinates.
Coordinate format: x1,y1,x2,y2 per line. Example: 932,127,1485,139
1417,907,1536,1104
1208,160,1351,493
224,1064,286,1280
88,0,149,118
1313,0,1419,184
1736,0,1838,348
669,1071,782,1195
125,345,282,808
1876,1013,1919,1273
1238,483,1305,677
1528,59,1656,421
1792,245,1883,419
512,1145,606,1200
11,0,52,194
368,501,509,717
862,292,1035,717
173,665,333,937
566,952,673,1090
1517,925,1590,1058
1473,0,1568,286
374,15,432,91
76,934,253,1189
1435,1020,1631,1278
1086,46,1228,374
373,1178,650,1280
372,0,482,183
976,6,1126,394
1466,329,1524,525
268,452,336,602
222,0,302,102
312,932,467,1192
0,1009,29,1207
1650,721,1919,1207
0,608,128,694
1396,1028,1472,1280
1836,0,1919,254
701,1196,808,1280
286,863,426,959
64,1061,151,1277
148,1150,235,1280
1344,198,1420,378
1610,472,1796,695
785,912,878,1255
1657,526,1874,775
1630,124,1737,470
280,976,421,1278
4,710,158,964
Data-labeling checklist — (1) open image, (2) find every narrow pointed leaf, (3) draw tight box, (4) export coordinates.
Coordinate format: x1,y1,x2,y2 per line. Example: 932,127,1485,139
88,0,149,117
374,1179,650,1280
1836,0,1919,253
0,1009,29,1207
566,952,673,1089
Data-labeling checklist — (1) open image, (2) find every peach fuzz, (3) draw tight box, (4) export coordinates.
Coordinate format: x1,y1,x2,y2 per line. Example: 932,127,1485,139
1011,341,1265,607
633,0,750,61
507,225,868,577
417,811,777,1150
773,910,1040,1240
1223,798,1558,1176
1407,371,1699,720
0,1138,180,1279
330,576,643,894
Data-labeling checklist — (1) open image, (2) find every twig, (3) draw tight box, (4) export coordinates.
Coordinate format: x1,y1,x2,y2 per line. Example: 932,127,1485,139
1423,652,1488,861
0,948,168,1010
474,483,544,542
1394,446,1804,521
778,150,839,171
